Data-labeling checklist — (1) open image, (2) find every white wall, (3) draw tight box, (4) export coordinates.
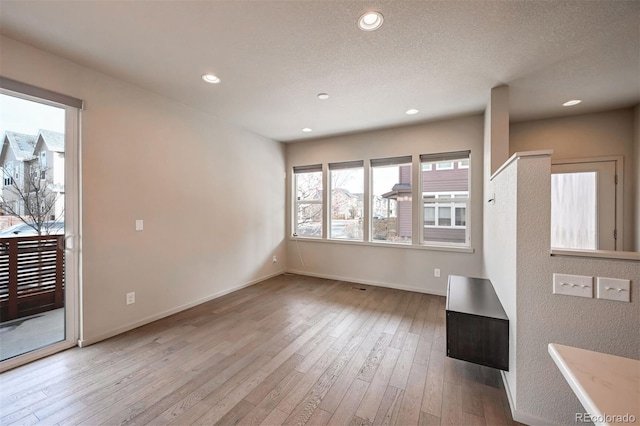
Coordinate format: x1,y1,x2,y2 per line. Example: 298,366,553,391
488,153,639,425
0,36,286,344
510,108,637,251
286,115,484,295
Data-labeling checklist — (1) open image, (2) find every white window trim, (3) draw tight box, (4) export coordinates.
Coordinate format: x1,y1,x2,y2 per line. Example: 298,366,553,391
458,160,469,169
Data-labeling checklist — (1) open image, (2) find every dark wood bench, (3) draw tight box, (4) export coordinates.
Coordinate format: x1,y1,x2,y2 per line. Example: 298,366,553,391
446,275,509,371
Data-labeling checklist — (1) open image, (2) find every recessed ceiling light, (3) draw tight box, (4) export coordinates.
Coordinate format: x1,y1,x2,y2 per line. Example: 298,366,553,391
358,11,384,31
562,99,582,106
202,74,221,84
317,93,329,100
302,128,313,133
405,109,419,115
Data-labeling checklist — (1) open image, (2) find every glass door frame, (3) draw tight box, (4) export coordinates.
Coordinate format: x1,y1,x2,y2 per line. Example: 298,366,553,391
0,86,81,373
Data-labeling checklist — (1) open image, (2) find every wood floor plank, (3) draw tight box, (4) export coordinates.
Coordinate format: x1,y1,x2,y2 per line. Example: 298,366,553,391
372,385,404,426
327,378,369,425
395,362,428,426
355,346,401,423
421,349,445,418
388,332,419,390
0,275,516,426
418,411,441,425
239,369,304,426
440,381,462,426
259,408,289,426
306,407,333,426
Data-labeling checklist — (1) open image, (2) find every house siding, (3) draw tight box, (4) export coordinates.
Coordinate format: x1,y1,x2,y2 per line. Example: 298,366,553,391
422,166,468,193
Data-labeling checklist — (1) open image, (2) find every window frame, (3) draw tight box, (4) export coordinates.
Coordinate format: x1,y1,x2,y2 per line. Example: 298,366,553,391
290,151,473,252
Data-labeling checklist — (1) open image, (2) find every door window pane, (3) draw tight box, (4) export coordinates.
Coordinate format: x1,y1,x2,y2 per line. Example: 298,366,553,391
551,172,597,249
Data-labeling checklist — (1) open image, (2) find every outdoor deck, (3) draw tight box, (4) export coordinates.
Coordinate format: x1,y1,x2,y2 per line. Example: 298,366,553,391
0,308,64,361
0,234,65,322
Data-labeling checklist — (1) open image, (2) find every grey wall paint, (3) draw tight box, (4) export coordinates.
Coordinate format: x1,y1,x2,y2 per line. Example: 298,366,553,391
483,158,519,403
487,154,639,425
0,35,287,343
286,115,485,295
510,108,637,251
515,156,639,425
635,105,640,251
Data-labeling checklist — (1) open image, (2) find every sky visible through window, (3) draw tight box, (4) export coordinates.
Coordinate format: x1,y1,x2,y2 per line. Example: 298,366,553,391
0,93,65,135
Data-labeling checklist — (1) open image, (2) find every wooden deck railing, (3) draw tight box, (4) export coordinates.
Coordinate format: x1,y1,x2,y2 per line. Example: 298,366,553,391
0,235,65,322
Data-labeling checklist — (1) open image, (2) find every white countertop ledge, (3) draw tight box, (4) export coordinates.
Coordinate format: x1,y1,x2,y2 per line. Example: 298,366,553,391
548,343,640,425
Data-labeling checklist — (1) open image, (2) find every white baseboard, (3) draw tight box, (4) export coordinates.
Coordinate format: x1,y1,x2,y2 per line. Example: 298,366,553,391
500,371,557,426
285,269,447,297
78,270,284,347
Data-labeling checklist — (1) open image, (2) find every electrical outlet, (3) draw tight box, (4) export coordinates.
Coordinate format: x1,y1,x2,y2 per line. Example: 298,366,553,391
135,220,143,231
553,274,593,298
434,268,441,278
272,256,277,263
126,292,135,305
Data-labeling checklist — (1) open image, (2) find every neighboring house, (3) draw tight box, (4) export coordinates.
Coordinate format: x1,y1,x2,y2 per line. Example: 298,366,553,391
383,160,469,243
0,131,37,216
33,129,65,219
330,188,363,219
0,129,65,220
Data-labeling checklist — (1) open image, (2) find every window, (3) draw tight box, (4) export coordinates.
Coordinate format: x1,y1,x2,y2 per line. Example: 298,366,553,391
3,161,14,186
421,151,470,245
435,161,453,170
293,165,323,238
371,156,412,244
329,161,364,240
40,152,46,180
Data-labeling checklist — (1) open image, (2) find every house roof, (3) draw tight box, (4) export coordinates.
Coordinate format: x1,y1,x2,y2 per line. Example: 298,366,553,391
382,184,412,199
36,129,65,153
2,131,37,161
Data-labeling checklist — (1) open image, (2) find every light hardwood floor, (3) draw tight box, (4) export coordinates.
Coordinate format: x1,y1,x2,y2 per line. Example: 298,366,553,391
0,274,522,426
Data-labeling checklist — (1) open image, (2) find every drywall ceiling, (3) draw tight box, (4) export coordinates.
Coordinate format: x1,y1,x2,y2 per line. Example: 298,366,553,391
0,1,638,142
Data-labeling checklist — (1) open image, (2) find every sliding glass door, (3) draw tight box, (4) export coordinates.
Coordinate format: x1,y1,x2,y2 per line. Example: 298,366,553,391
0,86,80,371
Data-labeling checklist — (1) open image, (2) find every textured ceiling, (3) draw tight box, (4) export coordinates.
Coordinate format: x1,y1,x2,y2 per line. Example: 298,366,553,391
0,1,638,142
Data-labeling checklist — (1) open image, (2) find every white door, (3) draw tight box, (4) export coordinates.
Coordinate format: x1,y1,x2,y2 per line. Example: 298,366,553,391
551,160,617,250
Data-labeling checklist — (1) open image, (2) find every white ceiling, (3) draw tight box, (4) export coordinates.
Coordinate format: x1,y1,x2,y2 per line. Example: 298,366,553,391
0,1,638,142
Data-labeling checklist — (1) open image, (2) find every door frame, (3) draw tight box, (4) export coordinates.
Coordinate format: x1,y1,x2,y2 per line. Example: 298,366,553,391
0,87,81,373
552,156,624,251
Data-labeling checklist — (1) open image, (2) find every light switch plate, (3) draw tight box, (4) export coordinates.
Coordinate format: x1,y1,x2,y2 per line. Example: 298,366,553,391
135,219,143,231
553,273,593,298
596,277,631,302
